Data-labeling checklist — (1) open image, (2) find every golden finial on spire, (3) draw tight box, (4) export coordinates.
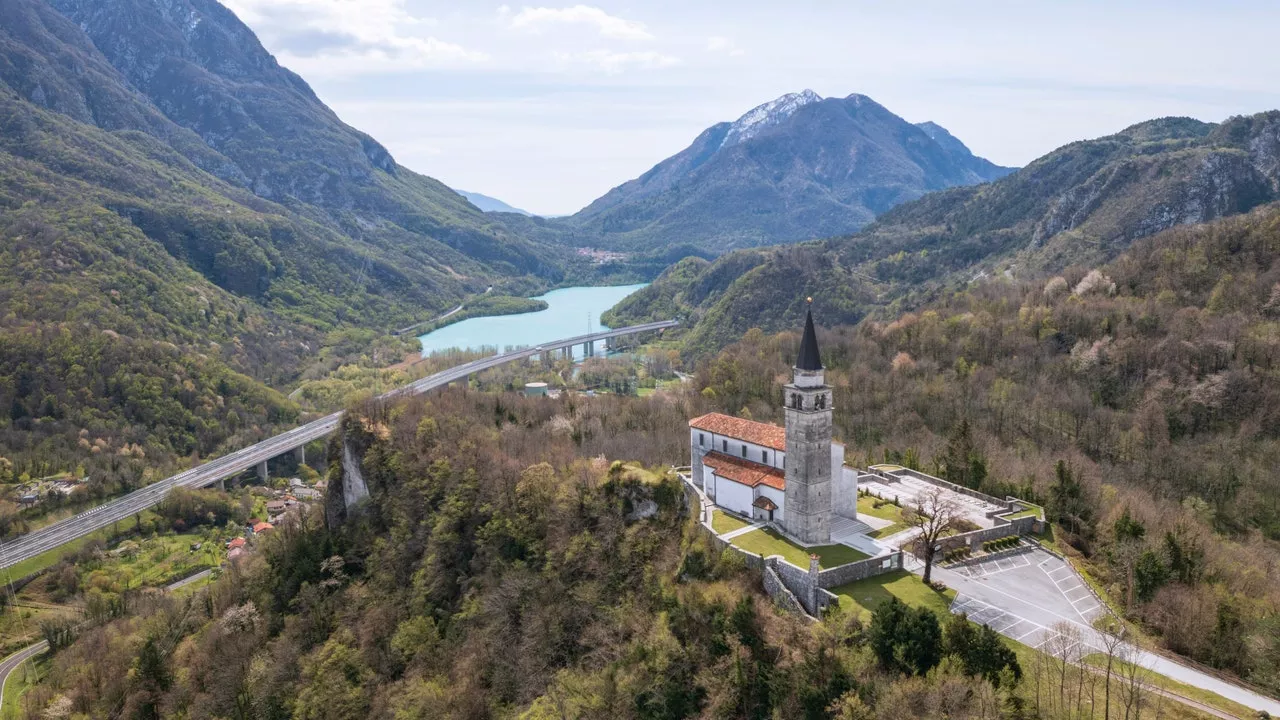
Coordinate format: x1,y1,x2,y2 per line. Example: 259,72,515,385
806,296,813,304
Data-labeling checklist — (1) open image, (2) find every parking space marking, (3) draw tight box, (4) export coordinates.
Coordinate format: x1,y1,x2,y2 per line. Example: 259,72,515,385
1038,556,1103,623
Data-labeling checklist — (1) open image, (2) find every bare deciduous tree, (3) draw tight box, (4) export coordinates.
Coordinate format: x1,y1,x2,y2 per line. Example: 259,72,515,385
1100,619,1128,720
904,485,963,585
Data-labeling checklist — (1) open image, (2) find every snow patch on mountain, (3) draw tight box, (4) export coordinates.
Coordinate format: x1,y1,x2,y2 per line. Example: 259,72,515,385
720,89,822,150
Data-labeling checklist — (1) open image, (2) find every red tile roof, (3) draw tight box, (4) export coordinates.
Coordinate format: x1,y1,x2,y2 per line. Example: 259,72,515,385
690,412,786,451
752,496,778,511
703,452,785,491
227,537,246,549
253,522,274,534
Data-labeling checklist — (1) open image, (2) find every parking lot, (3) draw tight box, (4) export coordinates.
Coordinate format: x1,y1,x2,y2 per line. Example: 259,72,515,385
939,546,1107,654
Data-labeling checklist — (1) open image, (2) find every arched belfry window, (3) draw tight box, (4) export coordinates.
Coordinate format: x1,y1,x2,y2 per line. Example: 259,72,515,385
791,393,801,410
816,393,826,410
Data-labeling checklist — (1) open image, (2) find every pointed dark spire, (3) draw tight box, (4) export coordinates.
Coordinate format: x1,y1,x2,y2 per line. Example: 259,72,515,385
796,299,823,371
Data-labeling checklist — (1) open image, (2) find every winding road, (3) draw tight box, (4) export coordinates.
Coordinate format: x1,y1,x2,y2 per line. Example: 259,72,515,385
0,320,677,572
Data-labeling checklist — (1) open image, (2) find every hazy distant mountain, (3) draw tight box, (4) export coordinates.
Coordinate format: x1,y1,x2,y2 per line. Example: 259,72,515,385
565,90,1015,253
457,190,535,216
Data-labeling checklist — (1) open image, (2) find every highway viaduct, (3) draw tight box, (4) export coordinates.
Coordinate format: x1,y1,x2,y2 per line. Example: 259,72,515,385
0,320,678,571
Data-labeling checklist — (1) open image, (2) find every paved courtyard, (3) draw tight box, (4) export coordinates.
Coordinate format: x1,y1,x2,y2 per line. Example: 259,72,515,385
861,468,1004,530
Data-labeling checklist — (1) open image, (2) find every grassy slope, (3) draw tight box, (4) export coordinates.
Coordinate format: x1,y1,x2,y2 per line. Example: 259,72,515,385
731,527,868,568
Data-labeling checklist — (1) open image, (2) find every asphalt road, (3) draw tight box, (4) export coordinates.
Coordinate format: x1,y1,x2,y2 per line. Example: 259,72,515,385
0,640,47,713
0,320,678,572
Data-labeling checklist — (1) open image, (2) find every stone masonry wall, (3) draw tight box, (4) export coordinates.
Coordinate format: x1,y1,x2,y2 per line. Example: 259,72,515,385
763,563,808,616
817,551,904,588
682,474,900,618
937,515,1040,554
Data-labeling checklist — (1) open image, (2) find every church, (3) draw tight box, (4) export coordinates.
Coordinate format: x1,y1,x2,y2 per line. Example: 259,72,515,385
689,304,857,545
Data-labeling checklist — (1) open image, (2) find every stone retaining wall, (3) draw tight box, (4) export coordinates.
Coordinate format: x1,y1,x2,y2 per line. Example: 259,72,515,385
818,551,904,588
936,515,1039,554
681,473,901,618
763,563,808,616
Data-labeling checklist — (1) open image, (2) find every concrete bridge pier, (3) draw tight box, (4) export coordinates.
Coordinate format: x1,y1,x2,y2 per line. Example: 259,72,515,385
218,477,226,491
295,445,306,466
585,340,595,358
257,461,268,483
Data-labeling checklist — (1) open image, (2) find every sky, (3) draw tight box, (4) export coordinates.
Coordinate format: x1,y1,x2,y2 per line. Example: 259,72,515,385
221,0,1280,216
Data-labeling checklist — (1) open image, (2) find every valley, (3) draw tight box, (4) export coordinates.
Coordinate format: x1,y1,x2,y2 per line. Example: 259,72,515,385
0,0,1279,717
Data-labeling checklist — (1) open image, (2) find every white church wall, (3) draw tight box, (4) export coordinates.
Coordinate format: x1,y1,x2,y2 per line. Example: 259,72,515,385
832,466,859,520
717,478,755,518
758,485,786,525
690,428,709,489
693,429,784,471
702,464,718,501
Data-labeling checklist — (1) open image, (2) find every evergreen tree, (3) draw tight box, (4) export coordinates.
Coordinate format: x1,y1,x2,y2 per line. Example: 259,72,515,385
940,418,985,489
869,598,942,676
1048,460,1095,537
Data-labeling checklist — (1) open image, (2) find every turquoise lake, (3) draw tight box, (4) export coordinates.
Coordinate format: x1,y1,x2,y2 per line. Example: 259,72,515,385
418,284,647,357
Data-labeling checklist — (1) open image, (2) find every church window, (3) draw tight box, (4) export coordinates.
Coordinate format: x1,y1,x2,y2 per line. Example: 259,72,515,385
741,445,747,458
722,439,727,452
762,450,769,464
791,393,801,409
699,433,705,447
816,394,826,410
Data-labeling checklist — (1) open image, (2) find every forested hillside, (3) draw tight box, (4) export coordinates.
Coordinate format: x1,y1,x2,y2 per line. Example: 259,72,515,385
17,201,1280,716
688,203,1280,691
607,114,1280,353
14,391,1041,720
0,0,586,482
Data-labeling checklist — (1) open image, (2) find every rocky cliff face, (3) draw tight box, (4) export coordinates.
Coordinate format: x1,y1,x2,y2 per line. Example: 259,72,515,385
48,0,396,207
566,91,1015,254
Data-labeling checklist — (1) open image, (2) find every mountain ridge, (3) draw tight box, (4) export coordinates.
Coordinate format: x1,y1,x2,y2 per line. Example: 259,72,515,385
559,90,1016,254
605,111,1280,352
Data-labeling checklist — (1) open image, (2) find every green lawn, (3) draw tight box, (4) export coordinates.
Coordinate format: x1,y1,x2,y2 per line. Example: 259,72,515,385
711,509,753,535
830,570,956,622
731,528,868,569
82,532,224,591
857,496,913,539
1005,503,1044,520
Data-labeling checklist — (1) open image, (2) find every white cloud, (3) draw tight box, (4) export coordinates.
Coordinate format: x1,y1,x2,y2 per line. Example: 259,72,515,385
504,5,654,41
221,0,486,72
706,35,745,56
553,49,681,74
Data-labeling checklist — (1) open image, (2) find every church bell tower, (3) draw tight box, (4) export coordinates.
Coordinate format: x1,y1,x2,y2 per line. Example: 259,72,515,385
783,300,833,545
